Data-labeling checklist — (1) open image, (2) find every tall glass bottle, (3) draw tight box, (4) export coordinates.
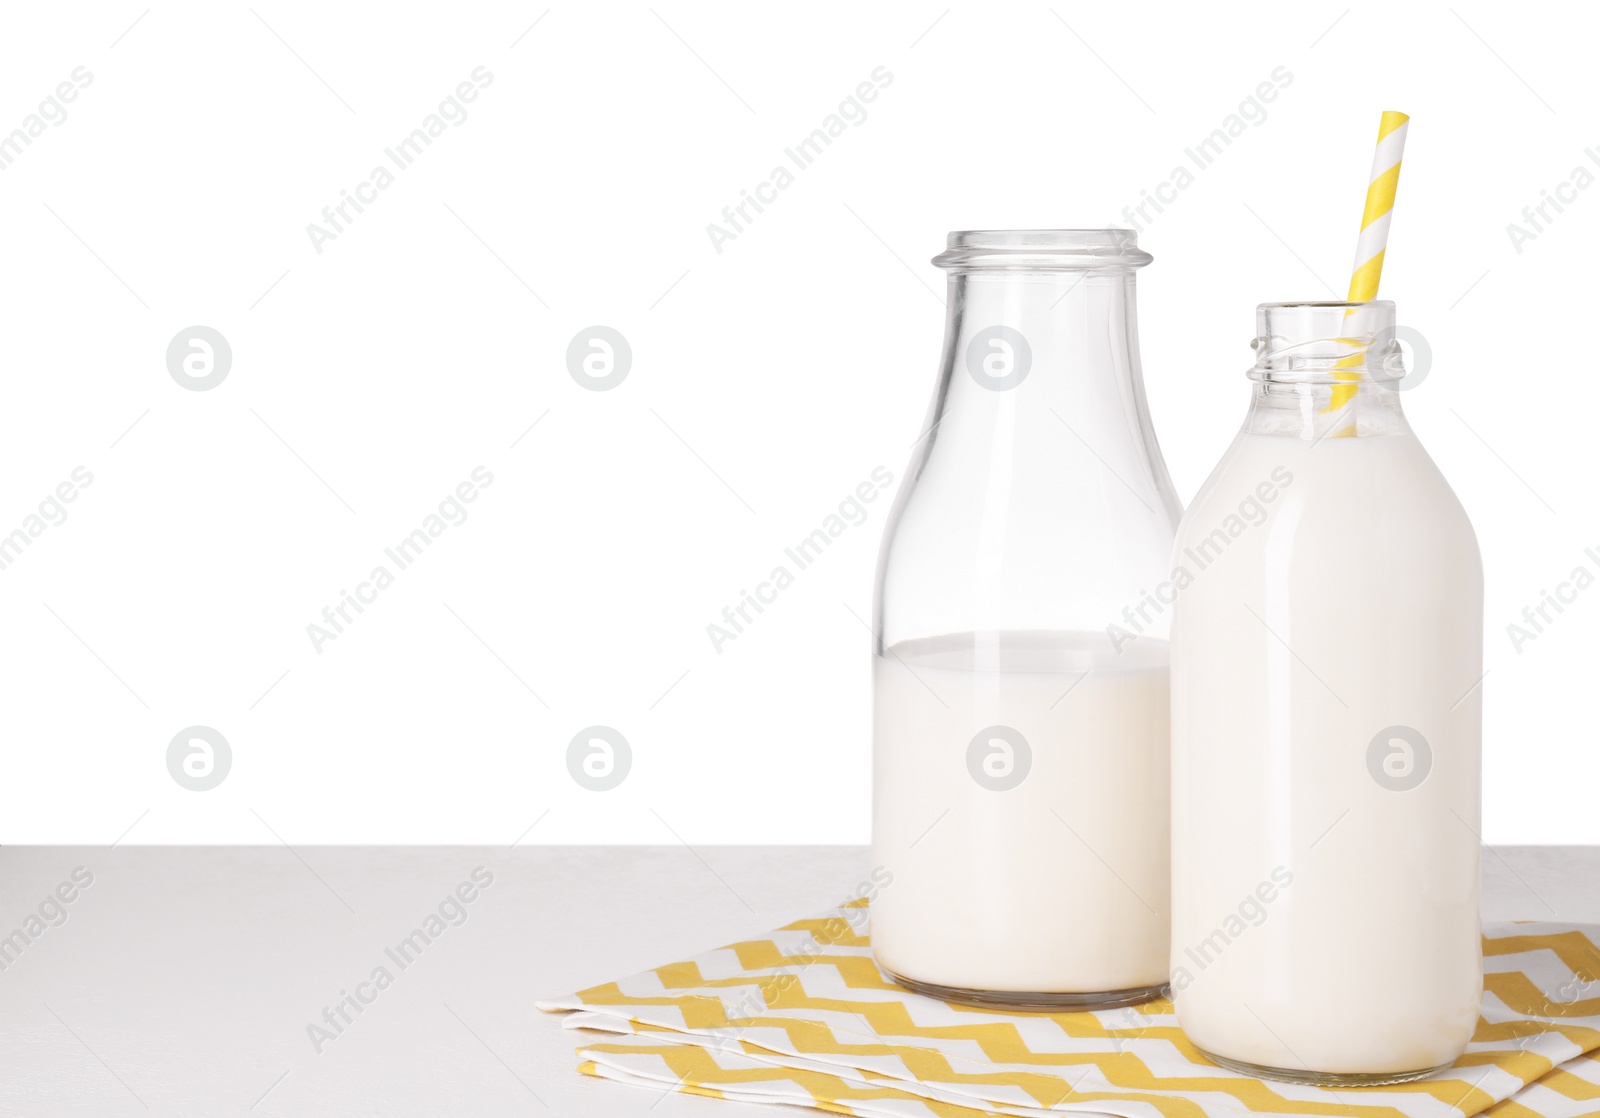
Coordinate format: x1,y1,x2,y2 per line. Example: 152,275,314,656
1169,301,1482,1083
871,230,1181,1008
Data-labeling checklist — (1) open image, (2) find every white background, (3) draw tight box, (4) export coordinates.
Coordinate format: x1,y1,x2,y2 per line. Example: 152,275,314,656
0,1,1593,844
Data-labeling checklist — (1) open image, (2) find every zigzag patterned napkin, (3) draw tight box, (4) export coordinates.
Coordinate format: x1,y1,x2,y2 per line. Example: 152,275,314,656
538,900,1600,1117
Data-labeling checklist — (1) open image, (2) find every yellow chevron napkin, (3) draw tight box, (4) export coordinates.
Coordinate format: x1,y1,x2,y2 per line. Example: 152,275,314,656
538,899,1600,1118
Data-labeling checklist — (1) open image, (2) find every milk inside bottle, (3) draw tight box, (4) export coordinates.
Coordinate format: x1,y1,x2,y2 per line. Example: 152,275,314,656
873,633,1170,996
1169,301,1482,1083
871,230,1181,1008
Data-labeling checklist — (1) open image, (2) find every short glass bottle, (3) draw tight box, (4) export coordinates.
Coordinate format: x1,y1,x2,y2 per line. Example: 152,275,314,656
870,230,1181,1009
1169,301,1483,1084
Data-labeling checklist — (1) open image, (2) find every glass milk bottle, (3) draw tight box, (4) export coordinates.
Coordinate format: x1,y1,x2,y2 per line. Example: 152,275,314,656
1170,301,1482,1084
871,230,1181,1008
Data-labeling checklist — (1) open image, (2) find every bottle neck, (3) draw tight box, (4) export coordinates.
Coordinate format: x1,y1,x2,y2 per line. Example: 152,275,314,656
914,266,1178,523
1244,378,1409,440
937,266,1147,413
1245,300,1411,440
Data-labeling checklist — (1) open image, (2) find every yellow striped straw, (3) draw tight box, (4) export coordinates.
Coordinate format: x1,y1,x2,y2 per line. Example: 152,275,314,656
1326,110,1409,427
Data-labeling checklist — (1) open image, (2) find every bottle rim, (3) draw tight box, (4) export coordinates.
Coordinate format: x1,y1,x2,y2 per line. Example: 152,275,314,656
933,229,1153,271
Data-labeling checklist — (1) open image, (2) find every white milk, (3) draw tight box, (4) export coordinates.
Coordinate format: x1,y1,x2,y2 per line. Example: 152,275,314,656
871,631,1170,996
1170,429,1482,1076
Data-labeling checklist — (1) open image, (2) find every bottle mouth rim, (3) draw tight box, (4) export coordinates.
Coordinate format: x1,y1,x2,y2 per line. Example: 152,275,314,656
1258,300,1396,311
933,229,1153,271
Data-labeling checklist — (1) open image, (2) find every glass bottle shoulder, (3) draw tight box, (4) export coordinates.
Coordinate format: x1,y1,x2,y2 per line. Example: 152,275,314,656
1176,423,1481,580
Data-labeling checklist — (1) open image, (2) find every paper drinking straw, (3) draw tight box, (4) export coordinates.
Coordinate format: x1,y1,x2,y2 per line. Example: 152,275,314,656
1325,110,1410,424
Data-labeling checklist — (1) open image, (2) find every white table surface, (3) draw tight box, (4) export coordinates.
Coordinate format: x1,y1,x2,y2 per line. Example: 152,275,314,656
0,845,1594,1117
